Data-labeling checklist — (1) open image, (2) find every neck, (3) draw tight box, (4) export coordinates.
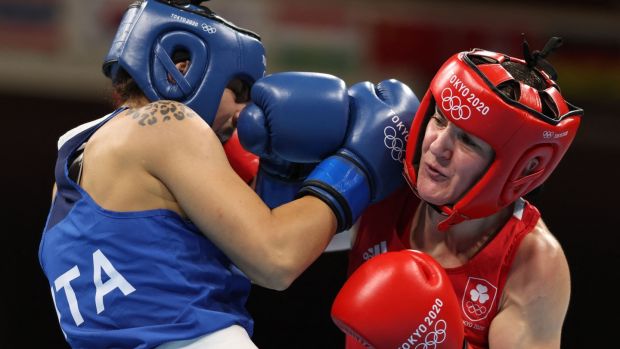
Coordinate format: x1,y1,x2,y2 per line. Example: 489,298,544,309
122,95,150,109
411,202,513,260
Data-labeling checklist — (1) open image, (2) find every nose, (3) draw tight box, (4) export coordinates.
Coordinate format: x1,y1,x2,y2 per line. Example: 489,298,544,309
429,126,454,161
232,102,249,127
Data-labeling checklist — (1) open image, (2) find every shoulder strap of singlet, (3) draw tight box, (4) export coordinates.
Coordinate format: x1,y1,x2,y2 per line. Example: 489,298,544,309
497,199,540,287
55,108,127,190
45,108,127,232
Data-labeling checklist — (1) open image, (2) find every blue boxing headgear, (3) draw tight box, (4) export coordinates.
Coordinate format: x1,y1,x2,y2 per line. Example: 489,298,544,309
103,0,266,125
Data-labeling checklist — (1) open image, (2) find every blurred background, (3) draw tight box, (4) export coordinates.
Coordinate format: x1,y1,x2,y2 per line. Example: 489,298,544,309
2,0,618,347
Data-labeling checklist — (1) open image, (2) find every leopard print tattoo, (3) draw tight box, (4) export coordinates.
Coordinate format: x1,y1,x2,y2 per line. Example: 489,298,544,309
128,101,192,126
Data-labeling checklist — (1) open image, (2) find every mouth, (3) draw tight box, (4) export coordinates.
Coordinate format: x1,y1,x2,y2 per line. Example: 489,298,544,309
424,162,448,181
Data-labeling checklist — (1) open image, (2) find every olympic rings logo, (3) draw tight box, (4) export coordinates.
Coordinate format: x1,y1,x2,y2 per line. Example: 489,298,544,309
414,320,448,349
465,301,487,317
384,126,404,161
202,23,217,34
543,130,554,139
441,88,471,120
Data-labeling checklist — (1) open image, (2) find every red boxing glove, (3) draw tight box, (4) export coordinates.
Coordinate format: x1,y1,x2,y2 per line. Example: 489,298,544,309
332,250,465,349
223,129,259,184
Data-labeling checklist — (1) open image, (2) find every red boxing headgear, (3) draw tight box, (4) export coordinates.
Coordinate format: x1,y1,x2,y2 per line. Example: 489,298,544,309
404,48,582,230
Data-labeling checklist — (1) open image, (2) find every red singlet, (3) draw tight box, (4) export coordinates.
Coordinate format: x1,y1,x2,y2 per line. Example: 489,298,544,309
347,189,540,349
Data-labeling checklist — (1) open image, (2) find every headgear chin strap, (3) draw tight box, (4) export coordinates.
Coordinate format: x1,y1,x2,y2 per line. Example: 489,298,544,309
102,0,266,125
404,43,582,231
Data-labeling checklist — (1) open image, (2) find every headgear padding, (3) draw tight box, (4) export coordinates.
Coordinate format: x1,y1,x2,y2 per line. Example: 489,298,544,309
404,48,582,230
102,0,266,125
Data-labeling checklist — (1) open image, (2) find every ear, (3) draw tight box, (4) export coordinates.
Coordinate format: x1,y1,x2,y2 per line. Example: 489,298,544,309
152,31,208,100
522,157,541,176
175,60,190,75
167,61,190,83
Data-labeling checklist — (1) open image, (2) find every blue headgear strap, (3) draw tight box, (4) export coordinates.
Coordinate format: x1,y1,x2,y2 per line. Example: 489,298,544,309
102,0,266,125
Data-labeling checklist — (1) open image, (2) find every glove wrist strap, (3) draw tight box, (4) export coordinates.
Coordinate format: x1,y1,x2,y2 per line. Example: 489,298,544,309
298,155,370,231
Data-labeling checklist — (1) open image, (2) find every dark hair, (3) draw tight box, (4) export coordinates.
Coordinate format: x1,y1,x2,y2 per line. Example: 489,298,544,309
227,78,251,103
499,61,562,119
492,58,554,198
111,69,252,106
111,48,191,105
111,68,142,105
497,61,546,100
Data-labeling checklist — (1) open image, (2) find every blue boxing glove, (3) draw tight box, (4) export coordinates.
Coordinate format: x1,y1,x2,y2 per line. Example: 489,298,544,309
237,72,350,208
298,79,420,231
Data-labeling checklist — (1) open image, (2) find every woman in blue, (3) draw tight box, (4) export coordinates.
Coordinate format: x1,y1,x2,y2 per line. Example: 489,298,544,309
38,1,420,348
39,1,270,347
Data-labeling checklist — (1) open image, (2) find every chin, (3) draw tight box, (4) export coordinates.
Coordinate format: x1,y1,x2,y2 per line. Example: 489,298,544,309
417,188,441,206
416,184,452,206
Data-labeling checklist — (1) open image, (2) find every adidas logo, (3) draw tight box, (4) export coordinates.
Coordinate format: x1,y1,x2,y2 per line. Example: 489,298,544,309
362,241,387,261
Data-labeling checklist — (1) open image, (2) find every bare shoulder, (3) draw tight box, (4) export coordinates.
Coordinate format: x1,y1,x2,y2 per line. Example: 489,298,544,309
100,101,219,161
510,218,569,286
80,101,225,213
124,100,213,141
490,219,570,349
126,100,201,128
502,217,571,332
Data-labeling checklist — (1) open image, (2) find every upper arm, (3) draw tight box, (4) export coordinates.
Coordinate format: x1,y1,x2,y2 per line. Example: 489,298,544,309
139,102,337,289
488,219,570,349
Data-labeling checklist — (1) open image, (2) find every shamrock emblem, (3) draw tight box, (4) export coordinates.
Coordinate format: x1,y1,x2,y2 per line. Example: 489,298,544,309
470,284,490,304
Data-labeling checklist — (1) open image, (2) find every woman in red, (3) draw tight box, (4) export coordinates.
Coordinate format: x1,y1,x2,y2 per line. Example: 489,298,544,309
338,39,582,349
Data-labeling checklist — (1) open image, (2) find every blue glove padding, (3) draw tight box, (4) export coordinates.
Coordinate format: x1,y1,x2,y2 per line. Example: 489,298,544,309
237,72,350,208
299,79,420,231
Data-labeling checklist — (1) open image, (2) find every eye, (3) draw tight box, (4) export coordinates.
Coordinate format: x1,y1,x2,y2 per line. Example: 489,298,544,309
227,79,251,103
430,111,447,128
459,133,479,148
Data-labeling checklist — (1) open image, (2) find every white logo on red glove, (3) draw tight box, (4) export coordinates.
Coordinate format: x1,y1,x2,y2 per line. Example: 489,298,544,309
414,319,447,349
